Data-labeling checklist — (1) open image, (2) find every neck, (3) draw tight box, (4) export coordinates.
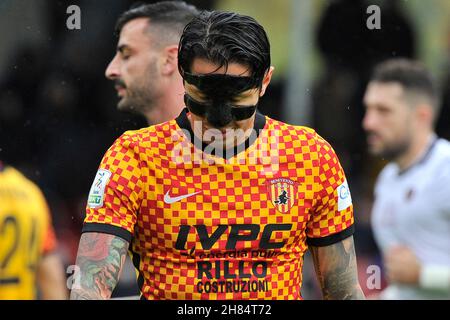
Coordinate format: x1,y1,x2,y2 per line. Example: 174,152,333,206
396,129,435,172
143,76,185,125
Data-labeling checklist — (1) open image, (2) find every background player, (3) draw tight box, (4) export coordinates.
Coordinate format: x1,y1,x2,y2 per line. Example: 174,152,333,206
0,161,67,299
363,58,450,299
71,10,364,300
102,1,199,298
105,1,199,125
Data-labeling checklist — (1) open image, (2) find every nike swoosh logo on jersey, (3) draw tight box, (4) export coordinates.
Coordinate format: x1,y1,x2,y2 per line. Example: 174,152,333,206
164,190,202,204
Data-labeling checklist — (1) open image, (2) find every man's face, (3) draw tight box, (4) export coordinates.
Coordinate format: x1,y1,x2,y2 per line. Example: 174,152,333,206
363,82,415,160
105,18,162,113
185,58,272,144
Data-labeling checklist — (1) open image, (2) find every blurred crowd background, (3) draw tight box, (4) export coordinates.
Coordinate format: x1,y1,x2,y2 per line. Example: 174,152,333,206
0,0,449,299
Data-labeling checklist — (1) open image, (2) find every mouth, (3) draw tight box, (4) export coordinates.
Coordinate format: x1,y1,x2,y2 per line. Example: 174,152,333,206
366,133,382,146
114,85,127,97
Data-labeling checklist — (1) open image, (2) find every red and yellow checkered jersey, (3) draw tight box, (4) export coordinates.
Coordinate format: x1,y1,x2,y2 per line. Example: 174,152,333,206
83,110,354,300
0,164,57,300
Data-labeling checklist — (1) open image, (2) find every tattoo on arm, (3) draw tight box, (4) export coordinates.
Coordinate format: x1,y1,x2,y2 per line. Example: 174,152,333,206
70,233,129,300
310,236,365,300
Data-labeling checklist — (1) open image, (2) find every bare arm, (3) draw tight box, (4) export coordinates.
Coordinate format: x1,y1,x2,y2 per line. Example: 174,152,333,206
70,232,129,300
310,236,365,300
37,253,69,300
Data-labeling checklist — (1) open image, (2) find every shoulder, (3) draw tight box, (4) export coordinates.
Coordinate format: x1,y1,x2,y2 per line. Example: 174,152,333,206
112,119,179,149
416,138,450,183
419,139,450,209
265,117,342,174
432,139,450,163
429,138,450,182
3,166,34,189
265,117,331,150
266,116,317,136
1,166,47,203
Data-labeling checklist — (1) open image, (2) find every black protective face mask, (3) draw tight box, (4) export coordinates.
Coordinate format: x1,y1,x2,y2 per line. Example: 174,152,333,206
184,94,257,124
182,72,261,127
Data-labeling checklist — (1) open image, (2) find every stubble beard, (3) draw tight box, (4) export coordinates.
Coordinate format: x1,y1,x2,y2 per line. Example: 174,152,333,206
117,60,160,115
369,134,412,162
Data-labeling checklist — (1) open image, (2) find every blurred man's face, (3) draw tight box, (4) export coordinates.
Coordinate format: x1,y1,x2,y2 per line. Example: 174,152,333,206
363,82,414,160
184,58,272,146
105,18,162,113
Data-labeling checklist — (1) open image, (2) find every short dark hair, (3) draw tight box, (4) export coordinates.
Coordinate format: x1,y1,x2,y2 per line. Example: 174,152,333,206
115,1,199,45
178,10,271,87
371,58,439,110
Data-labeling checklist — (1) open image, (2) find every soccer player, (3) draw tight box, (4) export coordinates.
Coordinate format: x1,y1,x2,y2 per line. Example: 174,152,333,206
71,11,364,300
0,161,68,299
105,1,199,125
363,59,450,299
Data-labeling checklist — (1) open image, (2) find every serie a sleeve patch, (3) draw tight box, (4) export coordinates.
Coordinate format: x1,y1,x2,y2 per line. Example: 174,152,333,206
87,169,112,208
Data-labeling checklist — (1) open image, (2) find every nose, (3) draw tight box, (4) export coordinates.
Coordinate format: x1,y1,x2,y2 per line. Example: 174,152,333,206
362,109,376,132
105,54,120,80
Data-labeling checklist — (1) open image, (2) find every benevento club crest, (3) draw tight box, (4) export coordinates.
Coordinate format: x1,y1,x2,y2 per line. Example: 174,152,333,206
266,178,297,213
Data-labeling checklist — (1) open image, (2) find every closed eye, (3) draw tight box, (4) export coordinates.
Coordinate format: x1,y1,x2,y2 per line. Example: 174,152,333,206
117,45,132,61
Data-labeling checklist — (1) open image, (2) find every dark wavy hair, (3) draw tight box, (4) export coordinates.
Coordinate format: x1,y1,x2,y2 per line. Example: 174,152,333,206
178,10,271,88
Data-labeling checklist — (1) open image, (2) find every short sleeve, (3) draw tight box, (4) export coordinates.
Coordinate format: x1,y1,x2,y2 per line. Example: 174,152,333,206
306,134,355,246
42,212,57,254
82,133,143,243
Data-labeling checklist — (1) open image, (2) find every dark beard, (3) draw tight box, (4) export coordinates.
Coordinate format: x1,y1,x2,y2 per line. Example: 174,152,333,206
375,139,411,161
118,87,155,114
116,60,159,114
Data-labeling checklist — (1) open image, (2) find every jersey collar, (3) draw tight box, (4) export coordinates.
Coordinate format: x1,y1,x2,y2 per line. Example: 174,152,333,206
398,134,438,176
175,108,266,159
